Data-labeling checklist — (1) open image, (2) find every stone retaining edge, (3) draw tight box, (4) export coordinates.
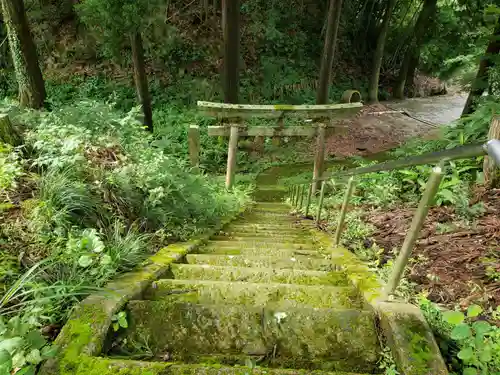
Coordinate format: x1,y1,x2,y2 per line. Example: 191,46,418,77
39,203,254,375
311,228,448,375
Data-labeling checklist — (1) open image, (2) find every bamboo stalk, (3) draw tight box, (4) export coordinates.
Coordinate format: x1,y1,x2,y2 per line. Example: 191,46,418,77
305,183,313,217
334,177,355,246
315,181,326,225
384,163,444,298
290,186,296,205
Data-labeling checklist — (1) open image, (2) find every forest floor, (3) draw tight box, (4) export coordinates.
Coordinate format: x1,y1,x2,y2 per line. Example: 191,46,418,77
364,187,500,311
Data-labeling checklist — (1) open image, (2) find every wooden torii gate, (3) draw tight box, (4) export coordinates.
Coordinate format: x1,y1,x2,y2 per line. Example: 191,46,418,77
189,93,363,189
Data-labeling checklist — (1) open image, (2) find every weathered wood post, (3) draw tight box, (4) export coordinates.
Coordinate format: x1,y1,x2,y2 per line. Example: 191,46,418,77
384,163,444,298
294,185,301,207
312,124,326,194
484,115,500,188
188,125,200,168
226,125,239,189
299,184,305,210
334,177,355,246
0,114,21,146
305,183,313,217
315,181,326,225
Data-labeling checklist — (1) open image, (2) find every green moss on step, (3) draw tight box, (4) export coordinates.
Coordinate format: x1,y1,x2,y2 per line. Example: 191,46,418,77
169,265,349,286
125,301,380,372
145,279,362,309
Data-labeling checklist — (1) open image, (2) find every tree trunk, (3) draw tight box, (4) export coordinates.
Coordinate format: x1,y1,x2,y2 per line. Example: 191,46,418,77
393,0,437,99
1,0,45,109
367,0,395,103
316,0,343,104
462,17,500,117
0,114,21,146
405,52,419,97
130,32,153,132
222,0,240,103
484,116,500,188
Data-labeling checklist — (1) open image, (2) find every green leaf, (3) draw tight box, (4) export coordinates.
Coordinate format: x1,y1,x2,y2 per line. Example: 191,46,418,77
41,345,58,358
112,322,119,332
0,363,11,375
451,323,472,340
78,255,93,268
472,321,491,335
11,352,26,368
25,349,42,364
118,316,128,329
16,366,36,375
26,330,46,350
479,347,492,363
463,367,478,375
458,347,474,362
467,305,483,318
0,349,11,368
0,337,23,354
443,310,465,325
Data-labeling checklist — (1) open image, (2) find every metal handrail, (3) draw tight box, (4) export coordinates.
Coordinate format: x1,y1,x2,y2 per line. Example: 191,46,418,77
286,139,500,299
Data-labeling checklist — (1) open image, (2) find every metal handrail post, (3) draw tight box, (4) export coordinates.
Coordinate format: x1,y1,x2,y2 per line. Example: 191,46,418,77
384,163,444,298
334,177,355,246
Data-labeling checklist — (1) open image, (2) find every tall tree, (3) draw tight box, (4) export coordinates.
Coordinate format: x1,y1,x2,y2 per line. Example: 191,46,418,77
367,0,396,103
1,0,45,108
393,0,438,99
462,16,500,116
77,0,156,131
316,0,343,104
222,0,240,103
130,33,153,131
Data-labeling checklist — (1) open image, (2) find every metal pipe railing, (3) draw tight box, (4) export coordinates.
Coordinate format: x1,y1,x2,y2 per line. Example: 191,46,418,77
285,139,500,301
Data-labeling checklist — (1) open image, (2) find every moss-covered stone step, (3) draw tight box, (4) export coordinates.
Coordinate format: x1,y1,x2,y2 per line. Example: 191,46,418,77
202,240,321,251
208,236,318,246
185,254,337,271
126,301,380,372
75,358,373,375
165,264,349,286
198,246,320,257
144,279,362,308
224,226,314,236
215,231,312,240
168,364,370,375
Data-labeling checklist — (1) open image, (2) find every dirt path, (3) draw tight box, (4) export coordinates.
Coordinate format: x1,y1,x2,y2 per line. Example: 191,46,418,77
323,94,466,158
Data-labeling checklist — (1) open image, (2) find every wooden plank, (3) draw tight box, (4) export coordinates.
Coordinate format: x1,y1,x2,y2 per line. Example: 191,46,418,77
198,101,362,119
208,126,318,137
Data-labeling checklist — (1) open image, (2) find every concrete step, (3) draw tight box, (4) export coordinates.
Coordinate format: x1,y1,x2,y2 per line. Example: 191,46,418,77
208,236,317,247
169,364,370,375
203,240,320,250
83,358,372,375
225,226,314,235
165,264,349,286
216,231,311,239
198,246,320,257
144,279,362,309
126,301,380,372
185,254,337,271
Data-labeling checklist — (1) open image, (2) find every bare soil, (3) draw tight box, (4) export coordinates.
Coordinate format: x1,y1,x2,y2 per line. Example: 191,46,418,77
364,188,500,309
323,103,438,158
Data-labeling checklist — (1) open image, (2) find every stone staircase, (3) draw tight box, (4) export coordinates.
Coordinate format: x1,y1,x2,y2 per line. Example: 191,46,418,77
120,202,383,374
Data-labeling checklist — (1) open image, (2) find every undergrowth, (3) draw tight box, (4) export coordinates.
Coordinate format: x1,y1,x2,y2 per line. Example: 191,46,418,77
0,99,251,369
